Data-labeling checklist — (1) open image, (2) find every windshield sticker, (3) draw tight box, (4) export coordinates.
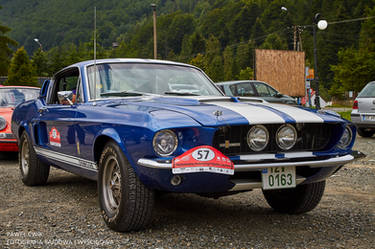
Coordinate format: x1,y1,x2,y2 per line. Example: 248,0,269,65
49,127,61,147
172,146,234,175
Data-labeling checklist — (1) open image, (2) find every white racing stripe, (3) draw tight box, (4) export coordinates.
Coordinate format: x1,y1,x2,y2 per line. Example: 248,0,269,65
211,101,285,124
265,103,324,123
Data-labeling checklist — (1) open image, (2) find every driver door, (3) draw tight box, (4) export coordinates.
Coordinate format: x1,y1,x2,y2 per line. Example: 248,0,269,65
36,68,80,158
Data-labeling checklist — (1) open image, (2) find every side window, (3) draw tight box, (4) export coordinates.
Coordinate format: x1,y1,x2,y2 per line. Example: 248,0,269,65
253,82,271,97
229,84,238,96
47,68,80,105
236,83,256,97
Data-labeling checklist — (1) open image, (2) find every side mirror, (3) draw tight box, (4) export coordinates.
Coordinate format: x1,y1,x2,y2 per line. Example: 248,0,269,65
40,79,50,99
57,91,74,105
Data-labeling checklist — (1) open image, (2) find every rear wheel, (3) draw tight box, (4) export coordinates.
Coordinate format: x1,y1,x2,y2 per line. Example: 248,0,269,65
262,181,325,214
98,141,154,232
19,131,50,186
357,128,375,137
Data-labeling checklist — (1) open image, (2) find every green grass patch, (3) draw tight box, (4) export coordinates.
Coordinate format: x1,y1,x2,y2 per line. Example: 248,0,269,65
326,104,352,108
338,111,351,121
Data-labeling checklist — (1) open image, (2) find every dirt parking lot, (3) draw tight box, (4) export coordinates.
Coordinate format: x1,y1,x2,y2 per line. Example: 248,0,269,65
0,136,374,248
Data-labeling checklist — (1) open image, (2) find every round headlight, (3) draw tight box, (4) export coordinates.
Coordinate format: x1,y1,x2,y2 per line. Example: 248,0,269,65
276,124,297,150
153,129,178,157
247,125,269,151
338,126,352,149
0,116,6,130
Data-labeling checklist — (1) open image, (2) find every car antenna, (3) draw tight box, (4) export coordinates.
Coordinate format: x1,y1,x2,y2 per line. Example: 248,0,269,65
93,6,97,103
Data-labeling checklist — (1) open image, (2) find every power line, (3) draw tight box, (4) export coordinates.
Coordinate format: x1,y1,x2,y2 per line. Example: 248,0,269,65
328,16,375,25
299,15,375,28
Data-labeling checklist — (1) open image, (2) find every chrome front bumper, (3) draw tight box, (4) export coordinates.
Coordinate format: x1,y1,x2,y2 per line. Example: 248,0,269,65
137,154,354,192
137,154,354,171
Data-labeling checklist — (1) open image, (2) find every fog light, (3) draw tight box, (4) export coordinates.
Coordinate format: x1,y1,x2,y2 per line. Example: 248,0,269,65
171,175,182,186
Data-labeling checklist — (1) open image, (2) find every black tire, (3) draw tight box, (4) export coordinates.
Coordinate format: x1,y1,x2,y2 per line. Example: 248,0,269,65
262,180,326,214
98,141,154,232
19,131,50,186
357,128,375,138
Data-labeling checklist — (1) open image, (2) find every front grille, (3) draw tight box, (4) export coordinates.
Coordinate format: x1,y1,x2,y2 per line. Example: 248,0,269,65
212,123,338,156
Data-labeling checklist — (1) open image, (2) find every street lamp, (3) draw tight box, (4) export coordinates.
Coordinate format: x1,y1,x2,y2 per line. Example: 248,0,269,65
34,38,43,52
312,13,327,110
151,3,157,59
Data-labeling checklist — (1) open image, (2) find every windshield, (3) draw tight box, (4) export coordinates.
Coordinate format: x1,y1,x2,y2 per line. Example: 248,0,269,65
86,63,222,99
358,82,375,97
0,88,39,107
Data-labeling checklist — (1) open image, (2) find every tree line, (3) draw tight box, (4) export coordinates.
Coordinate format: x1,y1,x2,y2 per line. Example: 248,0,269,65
0,0,374,99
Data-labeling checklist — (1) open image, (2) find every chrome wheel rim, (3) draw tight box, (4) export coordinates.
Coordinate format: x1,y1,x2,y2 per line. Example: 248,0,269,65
21,138,30,176
102,155,122,216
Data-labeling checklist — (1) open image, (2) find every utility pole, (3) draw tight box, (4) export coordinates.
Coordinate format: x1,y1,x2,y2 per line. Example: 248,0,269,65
151,3,157,59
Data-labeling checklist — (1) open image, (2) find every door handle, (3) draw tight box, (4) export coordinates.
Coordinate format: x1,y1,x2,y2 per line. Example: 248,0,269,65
38,107,48,114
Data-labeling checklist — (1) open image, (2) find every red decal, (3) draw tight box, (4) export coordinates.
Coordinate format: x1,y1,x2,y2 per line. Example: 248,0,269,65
49,127,61,147
172,146,234,175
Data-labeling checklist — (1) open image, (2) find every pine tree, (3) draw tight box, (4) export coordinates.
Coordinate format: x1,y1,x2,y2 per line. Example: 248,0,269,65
0,6,18,75
5,47,38,86
31,48,49,77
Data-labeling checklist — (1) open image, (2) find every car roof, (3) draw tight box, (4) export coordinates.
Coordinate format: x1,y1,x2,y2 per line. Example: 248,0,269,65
0,85,40,89
64,58,199,70
216,80,268,86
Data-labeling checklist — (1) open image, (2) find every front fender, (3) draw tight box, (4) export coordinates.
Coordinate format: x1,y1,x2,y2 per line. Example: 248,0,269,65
93,127,147,176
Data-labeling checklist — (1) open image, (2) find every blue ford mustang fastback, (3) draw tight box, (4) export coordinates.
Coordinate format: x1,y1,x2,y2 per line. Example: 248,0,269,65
12,59,356,232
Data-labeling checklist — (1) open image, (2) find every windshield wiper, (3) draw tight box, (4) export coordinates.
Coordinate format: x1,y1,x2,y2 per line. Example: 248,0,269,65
100,91,143,97
164,91,199,96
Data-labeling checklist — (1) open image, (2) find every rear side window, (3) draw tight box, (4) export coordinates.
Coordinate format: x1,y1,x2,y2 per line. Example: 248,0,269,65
358,82,375,97
235,83,256,97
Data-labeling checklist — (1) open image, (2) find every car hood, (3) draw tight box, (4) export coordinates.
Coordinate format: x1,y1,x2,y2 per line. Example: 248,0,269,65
0,107,13,118
103,96,344,127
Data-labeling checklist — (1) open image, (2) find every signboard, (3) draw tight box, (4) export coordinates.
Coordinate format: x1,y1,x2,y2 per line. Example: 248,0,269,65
255,49,305,97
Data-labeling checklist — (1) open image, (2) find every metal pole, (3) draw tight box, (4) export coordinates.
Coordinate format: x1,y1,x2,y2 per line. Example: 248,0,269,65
151,4,157,59
34,38,43,52
313,13,321,109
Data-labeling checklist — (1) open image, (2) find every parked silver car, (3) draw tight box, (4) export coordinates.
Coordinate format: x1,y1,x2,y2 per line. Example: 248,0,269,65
216,80,297,105
351,81,375,137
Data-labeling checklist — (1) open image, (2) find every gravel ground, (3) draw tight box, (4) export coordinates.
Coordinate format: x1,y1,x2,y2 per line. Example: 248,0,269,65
0,137,374,249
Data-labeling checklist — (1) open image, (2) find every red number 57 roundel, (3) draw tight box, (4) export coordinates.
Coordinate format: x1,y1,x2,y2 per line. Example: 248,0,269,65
172,145,234,175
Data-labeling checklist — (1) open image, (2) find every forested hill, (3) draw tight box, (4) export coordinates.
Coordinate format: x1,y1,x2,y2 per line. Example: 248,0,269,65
0,0,374,92
0,0,158,51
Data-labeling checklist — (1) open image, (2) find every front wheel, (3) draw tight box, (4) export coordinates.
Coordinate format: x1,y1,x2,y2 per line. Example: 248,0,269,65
357,128,375,137
98,141,154,232
19,131,50,186
262,181,326,214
